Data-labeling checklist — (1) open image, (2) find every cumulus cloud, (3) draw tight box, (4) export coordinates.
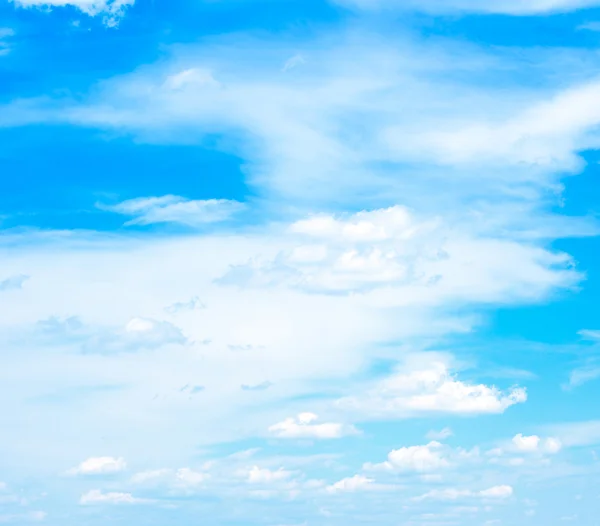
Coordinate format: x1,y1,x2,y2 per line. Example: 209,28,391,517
11,0,135,27
326,475,375,493
336,358,527,419
268,413,357,439
79,489,145,505
67,456,126,475
415,485,513,501
364,442,450,473
512,434,562,454
98,195,245,228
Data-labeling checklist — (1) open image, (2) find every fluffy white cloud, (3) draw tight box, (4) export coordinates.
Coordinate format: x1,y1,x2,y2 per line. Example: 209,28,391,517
512,434,562,454
415,485,513,501
268,413,356,439
336,358,527,419
98,195,245,227
79,489,145,505
11,0,135,27
333,0,600,14
67,456,126,475
364,442,450,473
245,466,293,484
326,475,375,493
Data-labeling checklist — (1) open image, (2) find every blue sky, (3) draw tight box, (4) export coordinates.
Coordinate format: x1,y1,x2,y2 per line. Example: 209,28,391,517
1,0,600,524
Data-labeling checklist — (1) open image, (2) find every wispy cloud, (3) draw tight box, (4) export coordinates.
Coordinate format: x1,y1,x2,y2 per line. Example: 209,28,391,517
79,489,147,505
97,195,245,227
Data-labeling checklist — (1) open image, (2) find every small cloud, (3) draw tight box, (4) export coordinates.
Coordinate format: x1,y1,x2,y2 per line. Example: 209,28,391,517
0,274,29,291
426,427,453,441
67,457,126,476
79,489,146,505
364,441,450,473
268,413,357,439
241,381,273,392
336,359,527,418
324,475,394,494
512,434,562,454
164,68,220,90
282,54,305,72
245,466,292,484
326,474,374,493
165,296,206,314
97,195,244,228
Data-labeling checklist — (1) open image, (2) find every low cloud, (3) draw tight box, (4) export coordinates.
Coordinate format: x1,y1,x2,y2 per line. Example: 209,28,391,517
268,413,357,439
67,456,126,475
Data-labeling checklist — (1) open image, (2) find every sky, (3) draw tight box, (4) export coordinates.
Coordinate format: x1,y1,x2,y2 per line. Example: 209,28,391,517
1,0,600,524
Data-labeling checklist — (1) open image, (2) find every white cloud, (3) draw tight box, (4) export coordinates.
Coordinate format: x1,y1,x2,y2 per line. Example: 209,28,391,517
67,456,126,475
98,195,245,227
11,0,135,27
219,206,578,300
364,442,450,473
415,485,513,501
336,358,527,419
512,434,562,454
245,466,293,484
332,0,600,14
325,475,375,493
268,413,356,439
79,489,145,505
